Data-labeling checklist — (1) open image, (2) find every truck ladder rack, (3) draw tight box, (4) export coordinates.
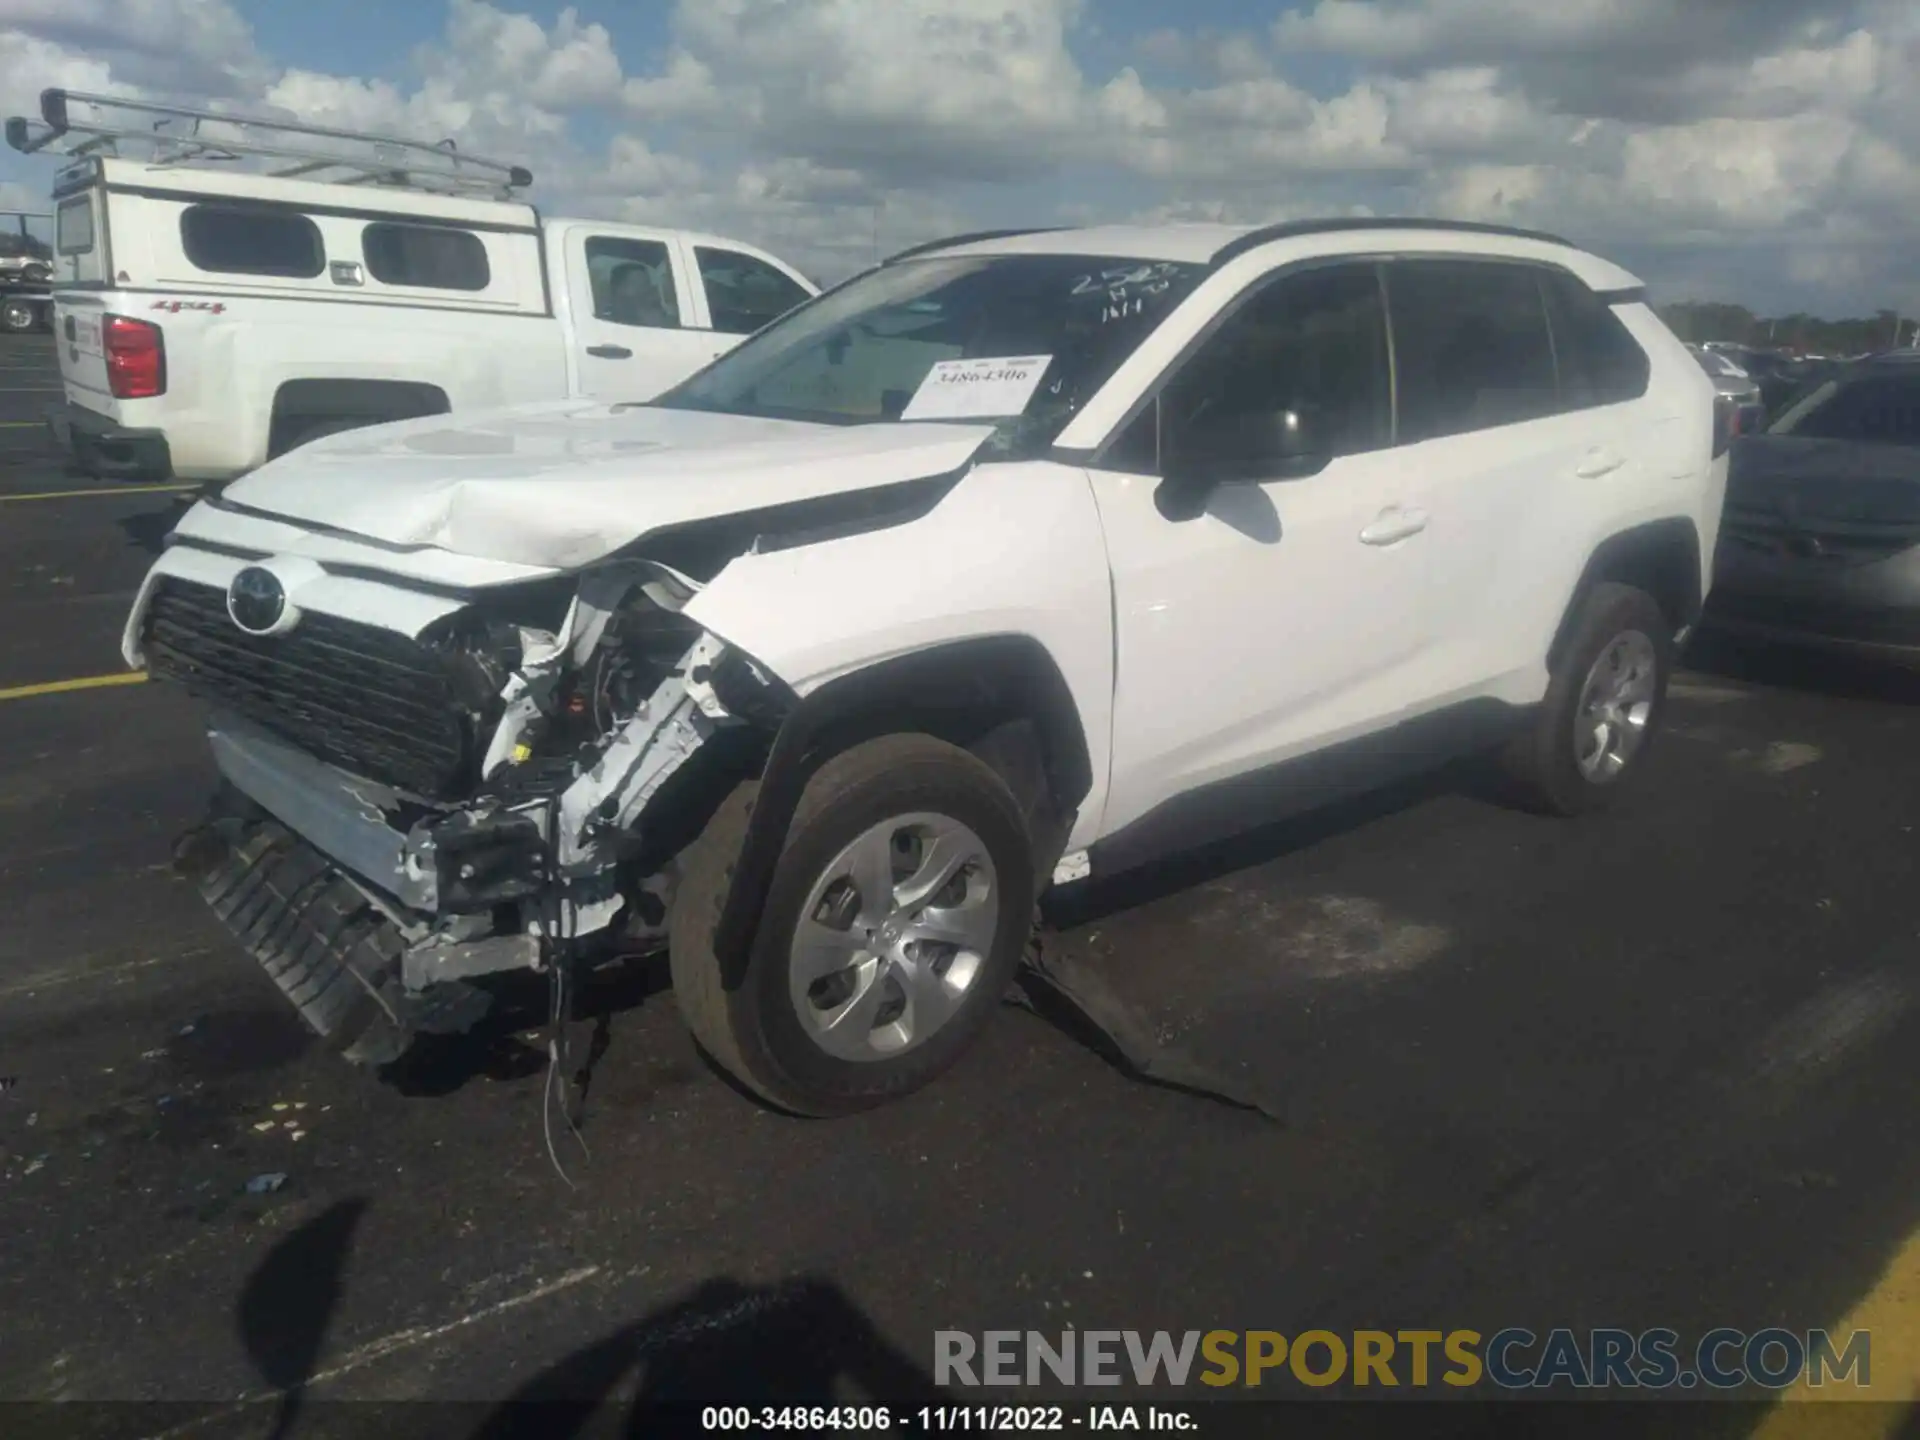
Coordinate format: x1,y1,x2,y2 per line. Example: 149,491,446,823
5,88,532,199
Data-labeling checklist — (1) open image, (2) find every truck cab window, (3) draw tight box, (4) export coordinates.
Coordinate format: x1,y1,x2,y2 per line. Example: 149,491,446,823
695,247,811,336
585,237,681,329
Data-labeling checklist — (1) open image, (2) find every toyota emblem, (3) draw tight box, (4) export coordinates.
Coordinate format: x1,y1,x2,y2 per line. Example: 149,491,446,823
227,566,290,635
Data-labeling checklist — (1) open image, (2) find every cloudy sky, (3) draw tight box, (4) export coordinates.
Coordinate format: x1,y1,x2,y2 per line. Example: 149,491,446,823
1,0,1916,315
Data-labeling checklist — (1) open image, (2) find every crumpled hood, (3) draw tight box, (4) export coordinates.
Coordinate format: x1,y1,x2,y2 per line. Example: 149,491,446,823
220,399,997,570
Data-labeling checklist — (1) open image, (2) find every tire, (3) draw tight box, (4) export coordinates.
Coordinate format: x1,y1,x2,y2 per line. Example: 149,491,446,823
1,299,35,333
1501,581,1673,815
670,734,1037,1116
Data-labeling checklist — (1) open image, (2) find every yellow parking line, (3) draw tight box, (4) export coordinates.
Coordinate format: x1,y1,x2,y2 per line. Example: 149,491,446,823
1748,1225,1920,1435
0,482,198,502
0,672,146,702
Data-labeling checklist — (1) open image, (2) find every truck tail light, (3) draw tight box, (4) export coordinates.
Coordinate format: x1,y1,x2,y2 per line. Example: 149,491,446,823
104,314,166,399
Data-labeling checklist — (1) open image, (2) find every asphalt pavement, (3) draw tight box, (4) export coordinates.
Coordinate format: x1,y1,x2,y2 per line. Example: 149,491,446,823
1,329,1917,1436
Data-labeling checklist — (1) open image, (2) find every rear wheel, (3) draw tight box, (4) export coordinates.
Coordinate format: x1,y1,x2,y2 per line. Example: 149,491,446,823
1,298,36,333
1501,582,1672,815
670,734,1036,1116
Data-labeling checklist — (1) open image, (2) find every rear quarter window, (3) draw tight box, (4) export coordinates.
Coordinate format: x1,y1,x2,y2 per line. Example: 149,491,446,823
1542,272,1651,408
181,204,325,279
362,223,491,291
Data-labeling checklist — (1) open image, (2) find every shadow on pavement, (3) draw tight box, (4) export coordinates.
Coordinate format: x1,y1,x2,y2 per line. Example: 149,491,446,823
468,1276,948,1438
116,496,194,556
1686,631,1920,705
236,1197,368,1440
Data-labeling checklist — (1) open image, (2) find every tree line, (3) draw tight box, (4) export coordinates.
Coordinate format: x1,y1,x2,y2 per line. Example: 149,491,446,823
1657,301,1914,357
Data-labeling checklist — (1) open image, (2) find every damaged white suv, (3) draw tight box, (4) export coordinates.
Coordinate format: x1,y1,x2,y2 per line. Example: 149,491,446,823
129,220,1727,1115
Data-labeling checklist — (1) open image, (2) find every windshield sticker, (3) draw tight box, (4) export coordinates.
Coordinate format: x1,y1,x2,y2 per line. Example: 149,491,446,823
900,355,1053,421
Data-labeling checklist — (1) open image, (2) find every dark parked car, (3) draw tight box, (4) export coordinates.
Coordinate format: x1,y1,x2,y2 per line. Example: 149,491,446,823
1704,352,1920,662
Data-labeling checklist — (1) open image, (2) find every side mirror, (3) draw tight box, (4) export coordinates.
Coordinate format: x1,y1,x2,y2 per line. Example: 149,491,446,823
1157,405,1325,518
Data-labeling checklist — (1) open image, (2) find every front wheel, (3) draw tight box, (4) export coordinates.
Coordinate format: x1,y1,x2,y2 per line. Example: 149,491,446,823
1500,582,1673,815
670,734,1036,1116
1,298,37,333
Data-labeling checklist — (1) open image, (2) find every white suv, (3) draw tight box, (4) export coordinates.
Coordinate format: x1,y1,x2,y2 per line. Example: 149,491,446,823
127,219,1727,1115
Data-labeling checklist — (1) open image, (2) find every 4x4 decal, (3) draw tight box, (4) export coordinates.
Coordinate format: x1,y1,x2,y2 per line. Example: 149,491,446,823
150,299,226,314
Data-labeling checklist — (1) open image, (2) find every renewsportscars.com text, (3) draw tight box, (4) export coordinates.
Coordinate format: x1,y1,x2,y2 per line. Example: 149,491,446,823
934,1328,1871,1391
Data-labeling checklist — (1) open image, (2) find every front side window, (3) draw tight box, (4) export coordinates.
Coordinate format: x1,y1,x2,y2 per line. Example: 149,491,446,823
695,246,811,335
653,253,1207,457
1389,260,1559,440
1116,263,1390,476
585,236,681,329
1769,372,1920,446
362,223,490,291
181,204,324,278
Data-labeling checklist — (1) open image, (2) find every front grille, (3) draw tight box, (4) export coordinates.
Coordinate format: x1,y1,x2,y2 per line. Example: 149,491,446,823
1721,502,1920,565
144,577,475,799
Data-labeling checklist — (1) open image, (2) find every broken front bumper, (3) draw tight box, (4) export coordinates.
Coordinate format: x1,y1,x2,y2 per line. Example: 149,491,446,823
179,712,551,1056
176,800,499,1063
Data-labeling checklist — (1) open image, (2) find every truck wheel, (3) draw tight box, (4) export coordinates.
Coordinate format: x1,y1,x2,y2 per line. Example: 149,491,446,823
1,299,36,333
670,734,1036,1116
1500,582,1673,815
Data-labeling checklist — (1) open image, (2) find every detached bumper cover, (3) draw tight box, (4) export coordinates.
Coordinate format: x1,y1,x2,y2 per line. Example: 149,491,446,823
47,399,173,481
176,806,491,1064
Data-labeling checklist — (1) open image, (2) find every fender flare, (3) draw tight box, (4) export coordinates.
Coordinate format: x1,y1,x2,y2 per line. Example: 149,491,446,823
710,634,1094,987
1547,516,1703,670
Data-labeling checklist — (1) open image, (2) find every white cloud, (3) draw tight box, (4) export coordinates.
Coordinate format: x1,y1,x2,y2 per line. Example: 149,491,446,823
0,0,1915,307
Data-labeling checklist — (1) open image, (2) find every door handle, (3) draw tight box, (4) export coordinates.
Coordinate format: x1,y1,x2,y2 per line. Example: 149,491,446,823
1359,506,1429,546
1575,448,1625,479
586,344,632,360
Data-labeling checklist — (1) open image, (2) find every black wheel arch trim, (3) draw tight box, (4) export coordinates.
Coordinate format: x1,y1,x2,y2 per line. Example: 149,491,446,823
1548,516,1702,670
711,634,1094,987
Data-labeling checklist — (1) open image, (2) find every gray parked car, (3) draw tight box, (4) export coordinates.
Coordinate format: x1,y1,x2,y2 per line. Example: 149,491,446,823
1704,352,1920,662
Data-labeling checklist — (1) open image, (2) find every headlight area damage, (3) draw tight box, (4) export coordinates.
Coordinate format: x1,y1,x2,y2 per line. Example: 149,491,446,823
166,558,793,1067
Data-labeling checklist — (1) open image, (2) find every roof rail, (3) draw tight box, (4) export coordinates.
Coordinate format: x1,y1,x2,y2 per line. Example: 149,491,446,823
1210,216,1575,269
883,227,1068,265
5,88,532,200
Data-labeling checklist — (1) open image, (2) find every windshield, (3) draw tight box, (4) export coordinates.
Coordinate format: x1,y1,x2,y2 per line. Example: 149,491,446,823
1768,370,1920,446
650,253,1207,455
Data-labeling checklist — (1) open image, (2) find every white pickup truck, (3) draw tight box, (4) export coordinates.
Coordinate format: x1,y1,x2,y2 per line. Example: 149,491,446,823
6,89,819,483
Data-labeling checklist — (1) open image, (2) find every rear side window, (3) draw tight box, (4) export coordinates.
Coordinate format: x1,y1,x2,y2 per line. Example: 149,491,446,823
694,246,811,335
1771,373,1920,446
362,223,490,291
56,197,93,255
181,205,324,278
1542,272,1651,408
1387,260,1559,441
585,236,680,328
